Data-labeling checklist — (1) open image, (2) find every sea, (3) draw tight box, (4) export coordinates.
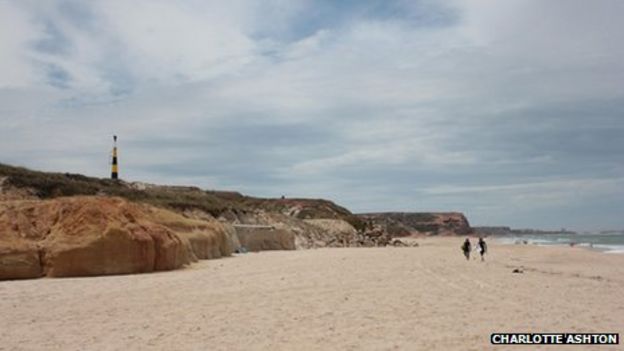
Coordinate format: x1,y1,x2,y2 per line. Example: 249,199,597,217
495,232,624,254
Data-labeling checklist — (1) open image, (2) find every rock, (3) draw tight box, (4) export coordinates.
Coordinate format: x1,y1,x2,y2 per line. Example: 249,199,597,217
183,229,232,260
391,239,407,246
0,196,233,280
222,224,242,253
42,225,161,277
216,210,325,250
352,227,393,247
151,206,234,260
37,198,198,277
512,268,524,274
358,212,474,236
0,243,42,280
304,219,358,247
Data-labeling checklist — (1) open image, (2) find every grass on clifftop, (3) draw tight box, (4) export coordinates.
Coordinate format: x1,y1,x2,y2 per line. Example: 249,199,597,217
0,163,238,216
0,163,363,229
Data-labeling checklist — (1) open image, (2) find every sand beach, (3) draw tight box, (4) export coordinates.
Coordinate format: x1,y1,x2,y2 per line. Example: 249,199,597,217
1,238,622,350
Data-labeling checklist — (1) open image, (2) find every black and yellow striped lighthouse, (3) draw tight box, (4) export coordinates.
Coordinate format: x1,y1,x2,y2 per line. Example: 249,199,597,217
111,135,119,180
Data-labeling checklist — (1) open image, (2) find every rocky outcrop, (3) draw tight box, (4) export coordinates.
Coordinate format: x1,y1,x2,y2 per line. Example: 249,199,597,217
242,198,366,231
304,219,358,247
359,212,473,237
0,243,42,280
216,210,309,250
0,163,371,249
41,224,183,277
0,163,443,270
0,196,233,280
217,210,413,249
217,210,362,249
0,163,364,229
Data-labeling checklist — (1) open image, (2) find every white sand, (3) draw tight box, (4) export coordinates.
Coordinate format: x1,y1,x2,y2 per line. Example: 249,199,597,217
1,238,623,350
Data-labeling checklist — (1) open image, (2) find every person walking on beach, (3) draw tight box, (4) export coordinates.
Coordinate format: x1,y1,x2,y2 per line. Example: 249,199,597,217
461,238,471,261
477,237,487,261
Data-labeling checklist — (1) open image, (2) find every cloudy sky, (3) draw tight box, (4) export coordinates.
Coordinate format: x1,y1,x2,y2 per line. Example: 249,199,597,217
1,0,623,230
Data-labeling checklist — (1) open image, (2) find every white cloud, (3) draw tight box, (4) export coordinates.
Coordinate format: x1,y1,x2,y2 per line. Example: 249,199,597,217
94,1,258,84
0,2,40,88
0,0,623,229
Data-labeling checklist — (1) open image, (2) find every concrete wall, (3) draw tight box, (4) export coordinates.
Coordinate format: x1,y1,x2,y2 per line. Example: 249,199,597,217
234,227,295,252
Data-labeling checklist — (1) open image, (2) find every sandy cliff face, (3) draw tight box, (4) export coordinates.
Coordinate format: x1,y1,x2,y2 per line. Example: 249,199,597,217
214,209,324,249
0,164,478,280
243,198,365,232
359,212,473,236
0,196,233,280
0,164,369,252
212,209,393,249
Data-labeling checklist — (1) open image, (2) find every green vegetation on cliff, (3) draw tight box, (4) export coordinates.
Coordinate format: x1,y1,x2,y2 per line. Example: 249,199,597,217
0,163,363,229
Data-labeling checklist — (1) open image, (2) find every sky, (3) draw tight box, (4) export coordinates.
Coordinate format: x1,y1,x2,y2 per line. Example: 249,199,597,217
1,0,623,230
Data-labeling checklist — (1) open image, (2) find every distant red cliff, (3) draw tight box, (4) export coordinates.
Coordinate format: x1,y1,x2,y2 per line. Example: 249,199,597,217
358,212,474,237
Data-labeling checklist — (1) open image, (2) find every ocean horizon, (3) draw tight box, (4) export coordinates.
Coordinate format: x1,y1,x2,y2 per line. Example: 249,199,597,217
495,232,624,254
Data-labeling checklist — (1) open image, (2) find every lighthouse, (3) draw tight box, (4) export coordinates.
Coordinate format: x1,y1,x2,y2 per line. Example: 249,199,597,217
111,135,119,180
